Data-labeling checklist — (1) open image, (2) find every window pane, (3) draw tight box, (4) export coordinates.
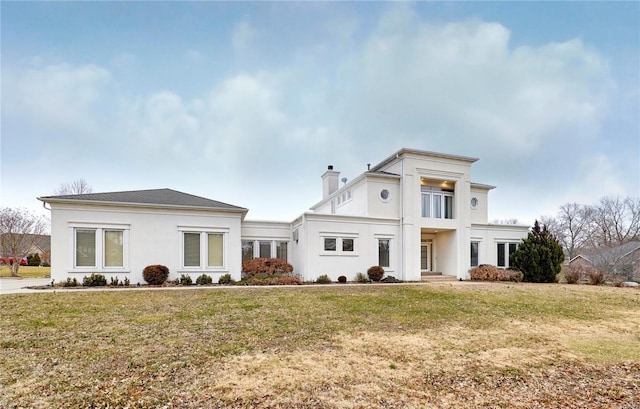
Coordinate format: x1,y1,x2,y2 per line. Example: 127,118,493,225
470,242,479,267
421,245,429,270
378,239,390,267
259,241,271,258
508,243,517,267
324,238,336,251
421,193,431,217
208,234,223,267
76,230,96,267
444,195,453,219
433,194,442,218
497,243,505,267
276,241,288,261
104,231,123,267
342,238,354,252
242,241,254,262
184,233,200,267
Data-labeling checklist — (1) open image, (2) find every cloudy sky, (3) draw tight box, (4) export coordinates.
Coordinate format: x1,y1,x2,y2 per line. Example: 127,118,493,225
2,2,638,225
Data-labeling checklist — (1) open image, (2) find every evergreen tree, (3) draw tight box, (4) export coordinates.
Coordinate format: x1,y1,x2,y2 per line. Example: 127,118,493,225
512,220,565,283
27,253,41,266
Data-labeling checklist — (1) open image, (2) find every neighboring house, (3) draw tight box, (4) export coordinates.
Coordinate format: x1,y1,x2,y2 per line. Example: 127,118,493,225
39,148,529,284
569,242,640,281
0,234,51,265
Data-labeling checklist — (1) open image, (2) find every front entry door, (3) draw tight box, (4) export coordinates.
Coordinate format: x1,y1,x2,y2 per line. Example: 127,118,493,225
421,243,432,272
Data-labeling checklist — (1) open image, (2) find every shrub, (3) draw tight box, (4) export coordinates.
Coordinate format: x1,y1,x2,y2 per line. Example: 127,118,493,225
588,269,606,286
355,272,369,283
242,258,294,278
178,274,193,285
470,265,523,282
316,274,332,284
367,266,385,282
196,273,213,285
511,220,564,283
218,273,235,285
564,265,585,284
240,275,302,286
123,277,130,286
109,276,120,286
142,265,170,285
83,273,107,287
64,277,79,287
381,275,403,283
42,262,51,267
338,275,347,283
27,253,41,266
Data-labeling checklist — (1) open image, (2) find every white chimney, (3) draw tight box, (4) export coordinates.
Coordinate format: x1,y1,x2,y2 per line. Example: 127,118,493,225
322,165,340,200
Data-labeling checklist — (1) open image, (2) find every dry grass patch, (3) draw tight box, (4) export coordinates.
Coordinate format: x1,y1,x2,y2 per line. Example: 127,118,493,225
0,265,50,278
1,283,639,408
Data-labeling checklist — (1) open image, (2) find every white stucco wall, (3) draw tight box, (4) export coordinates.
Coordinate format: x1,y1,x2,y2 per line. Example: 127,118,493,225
298,213,400,282
49,203,244,284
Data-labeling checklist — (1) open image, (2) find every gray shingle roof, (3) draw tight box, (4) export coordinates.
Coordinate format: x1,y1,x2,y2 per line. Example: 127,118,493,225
38,188,246,211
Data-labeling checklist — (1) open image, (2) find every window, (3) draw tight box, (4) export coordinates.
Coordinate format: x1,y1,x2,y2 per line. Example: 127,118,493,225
207,234,223,267
104,230,123,267
321,235,357,255
324,238,337,251
259,241,271,258
380,189,390,201
471,197,479,208
378,239,390,268
181,230,226,270
276,241,288,261
497,242,518,268
421,185,454,219
470,242,479,267
242,240,254,262
183,233,200,267
76,229,96,267
74,227,127,270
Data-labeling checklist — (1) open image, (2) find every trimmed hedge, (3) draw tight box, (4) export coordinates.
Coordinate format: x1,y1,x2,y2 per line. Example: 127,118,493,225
142,265,170,285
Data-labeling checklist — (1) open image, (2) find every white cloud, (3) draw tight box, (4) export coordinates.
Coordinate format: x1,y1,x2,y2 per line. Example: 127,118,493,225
232,21,256,53
3,63,111,134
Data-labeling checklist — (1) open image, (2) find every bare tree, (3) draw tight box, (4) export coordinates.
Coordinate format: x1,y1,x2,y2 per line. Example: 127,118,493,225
551,203,593,260
53,179,93,196
588,196,640,247
0,208,49,277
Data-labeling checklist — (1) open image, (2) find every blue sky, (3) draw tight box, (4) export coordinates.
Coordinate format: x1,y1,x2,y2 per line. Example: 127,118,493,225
2,1,638,225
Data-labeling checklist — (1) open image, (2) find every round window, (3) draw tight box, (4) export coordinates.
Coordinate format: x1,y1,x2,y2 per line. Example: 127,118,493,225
380,189,390,200
471,197,478,208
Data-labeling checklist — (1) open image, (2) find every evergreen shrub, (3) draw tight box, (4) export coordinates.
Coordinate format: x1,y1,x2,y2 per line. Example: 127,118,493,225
367,266,384,282
142,265,170,285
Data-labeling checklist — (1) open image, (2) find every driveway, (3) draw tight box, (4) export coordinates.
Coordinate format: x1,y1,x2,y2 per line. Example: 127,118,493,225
0,277,52,295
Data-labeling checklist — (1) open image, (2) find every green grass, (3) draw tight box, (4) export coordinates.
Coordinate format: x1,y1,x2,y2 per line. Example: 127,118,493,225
0,265,50,278
1,283,639,408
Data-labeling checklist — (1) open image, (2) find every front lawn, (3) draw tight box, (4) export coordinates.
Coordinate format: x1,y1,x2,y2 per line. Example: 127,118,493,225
0,265,51,278
1,283,638,408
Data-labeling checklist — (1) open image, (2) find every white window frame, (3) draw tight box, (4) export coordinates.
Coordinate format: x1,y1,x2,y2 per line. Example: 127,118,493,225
320,233,359,256
496,241,518,268
179,227,229,272
375,234,394,271
70,223,130,272
240,239,290,261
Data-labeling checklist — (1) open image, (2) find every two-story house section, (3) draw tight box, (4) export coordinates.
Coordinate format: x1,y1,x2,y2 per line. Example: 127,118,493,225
295,148,529,281
39,148,528,284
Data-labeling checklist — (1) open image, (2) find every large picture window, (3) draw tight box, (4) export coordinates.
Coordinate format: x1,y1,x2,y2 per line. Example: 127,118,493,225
242,240,254,262
74,227,127,270
181,230,226,270
276,241,288,261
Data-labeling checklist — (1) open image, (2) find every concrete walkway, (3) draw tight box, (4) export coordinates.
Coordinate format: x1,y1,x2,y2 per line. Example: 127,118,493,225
0,277,53,295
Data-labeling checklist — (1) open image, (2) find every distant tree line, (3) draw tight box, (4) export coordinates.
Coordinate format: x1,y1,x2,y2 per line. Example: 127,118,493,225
541,196,640,260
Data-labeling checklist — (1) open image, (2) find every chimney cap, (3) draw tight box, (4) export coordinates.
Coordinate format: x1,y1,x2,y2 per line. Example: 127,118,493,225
328,165,334,170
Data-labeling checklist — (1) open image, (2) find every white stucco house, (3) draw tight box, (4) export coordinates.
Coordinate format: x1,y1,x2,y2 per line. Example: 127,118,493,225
39,148,529,284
